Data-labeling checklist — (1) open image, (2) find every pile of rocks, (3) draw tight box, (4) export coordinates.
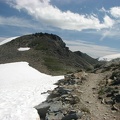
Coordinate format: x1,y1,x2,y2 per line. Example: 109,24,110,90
98,69,120,112
35,71,89,120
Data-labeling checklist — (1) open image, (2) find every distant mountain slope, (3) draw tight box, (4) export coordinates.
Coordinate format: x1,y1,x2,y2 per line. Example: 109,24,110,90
98,53,120,61
0,33,98,75
74,51,98,65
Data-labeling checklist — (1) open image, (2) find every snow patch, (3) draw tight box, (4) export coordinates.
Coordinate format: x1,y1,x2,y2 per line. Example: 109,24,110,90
18,47,30,51
0,62,64,120
98,53,120,61
0,36,19,45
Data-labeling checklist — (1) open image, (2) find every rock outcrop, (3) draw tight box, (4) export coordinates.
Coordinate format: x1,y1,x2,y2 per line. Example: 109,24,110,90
35,71,90,120
96,60,120,113
35,59,120,120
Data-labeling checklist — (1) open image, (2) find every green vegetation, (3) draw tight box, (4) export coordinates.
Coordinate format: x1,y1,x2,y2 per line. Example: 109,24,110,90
81,107,90,113
98,87,106,95
105,87,114,93
43,57,63,71
28,39,48,50
35,43,48,50
0,32,97,75
98,86,114,96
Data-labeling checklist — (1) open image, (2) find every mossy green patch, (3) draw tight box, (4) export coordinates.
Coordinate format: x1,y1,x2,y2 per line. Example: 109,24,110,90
43,57,63,71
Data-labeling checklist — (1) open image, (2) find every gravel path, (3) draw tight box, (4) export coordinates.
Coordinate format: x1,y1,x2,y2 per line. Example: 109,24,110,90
80,73,116,120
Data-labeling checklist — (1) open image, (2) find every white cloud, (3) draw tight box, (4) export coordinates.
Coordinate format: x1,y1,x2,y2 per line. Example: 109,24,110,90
0,16,35,28
0,37,7,42
99,30,111,41
96,7,120,40
99,7,108,13
6,0,115,31
97,11,120,40
64,40,120,58
99,26,120,41
103,15,114,28
110,7,120,18
51,0,88,5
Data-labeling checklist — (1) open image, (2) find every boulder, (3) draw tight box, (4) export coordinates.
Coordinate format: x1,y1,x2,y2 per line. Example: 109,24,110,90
46,112,64,120
62,111,83,120
49,101,63,112
74,71,88,79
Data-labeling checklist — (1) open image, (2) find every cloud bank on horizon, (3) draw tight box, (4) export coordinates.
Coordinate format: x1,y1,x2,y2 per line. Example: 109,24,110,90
0,0,120,57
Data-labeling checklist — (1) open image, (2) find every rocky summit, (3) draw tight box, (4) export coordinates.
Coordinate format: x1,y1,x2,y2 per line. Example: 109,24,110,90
0,33,98,75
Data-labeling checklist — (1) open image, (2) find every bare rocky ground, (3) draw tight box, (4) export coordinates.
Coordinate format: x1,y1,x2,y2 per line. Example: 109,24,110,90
35,70,119,120
80,73,119,120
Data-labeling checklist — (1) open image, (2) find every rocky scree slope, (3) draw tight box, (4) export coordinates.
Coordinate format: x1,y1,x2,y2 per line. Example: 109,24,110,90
35,71,90,120
95,60,120,107
0,33,98,75
35,59,120,120
92,59,120,120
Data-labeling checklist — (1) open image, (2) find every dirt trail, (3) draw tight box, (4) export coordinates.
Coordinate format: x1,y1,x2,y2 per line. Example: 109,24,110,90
80,73,116,120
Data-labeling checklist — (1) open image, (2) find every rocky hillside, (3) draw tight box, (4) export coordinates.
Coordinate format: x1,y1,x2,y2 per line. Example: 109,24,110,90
35,59,120,120
35,71,90,120
74,51,98,65
95,59,120,111
0,33,98,75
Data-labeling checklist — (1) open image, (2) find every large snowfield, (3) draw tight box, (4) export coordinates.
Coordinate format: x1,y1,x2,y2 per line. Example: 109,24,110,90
98,53,120,61
0,62,64,120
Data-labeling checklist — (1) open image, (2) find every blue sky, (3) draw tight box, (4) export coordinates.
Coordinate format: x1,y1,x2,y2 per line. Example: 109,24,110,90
0,0,120,58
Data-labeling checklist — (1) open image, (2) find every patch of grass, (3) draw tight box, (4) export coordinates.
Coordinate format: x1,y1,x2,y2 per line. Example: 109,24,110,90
98,87,105,95
66,71,73,74
105,87,114,93
28,39,48,50
81,107,90,113
35,44,48,50
43,57,63,71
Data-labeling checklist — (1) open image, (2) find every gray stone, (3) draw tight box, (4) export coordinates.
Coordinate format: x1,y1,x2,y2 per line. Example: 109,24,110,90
46,112,64,120
62,113,78,120
49,101,63,112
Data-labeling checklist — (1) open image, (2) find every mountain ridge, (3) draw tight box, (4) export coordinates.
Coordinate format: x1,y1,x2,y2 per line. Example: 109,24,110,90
0,33,98,75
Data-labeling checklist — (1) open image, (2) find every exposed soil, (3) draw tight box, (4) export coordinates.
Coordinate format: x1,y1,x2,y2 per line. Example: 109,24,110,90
80,73,119,120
